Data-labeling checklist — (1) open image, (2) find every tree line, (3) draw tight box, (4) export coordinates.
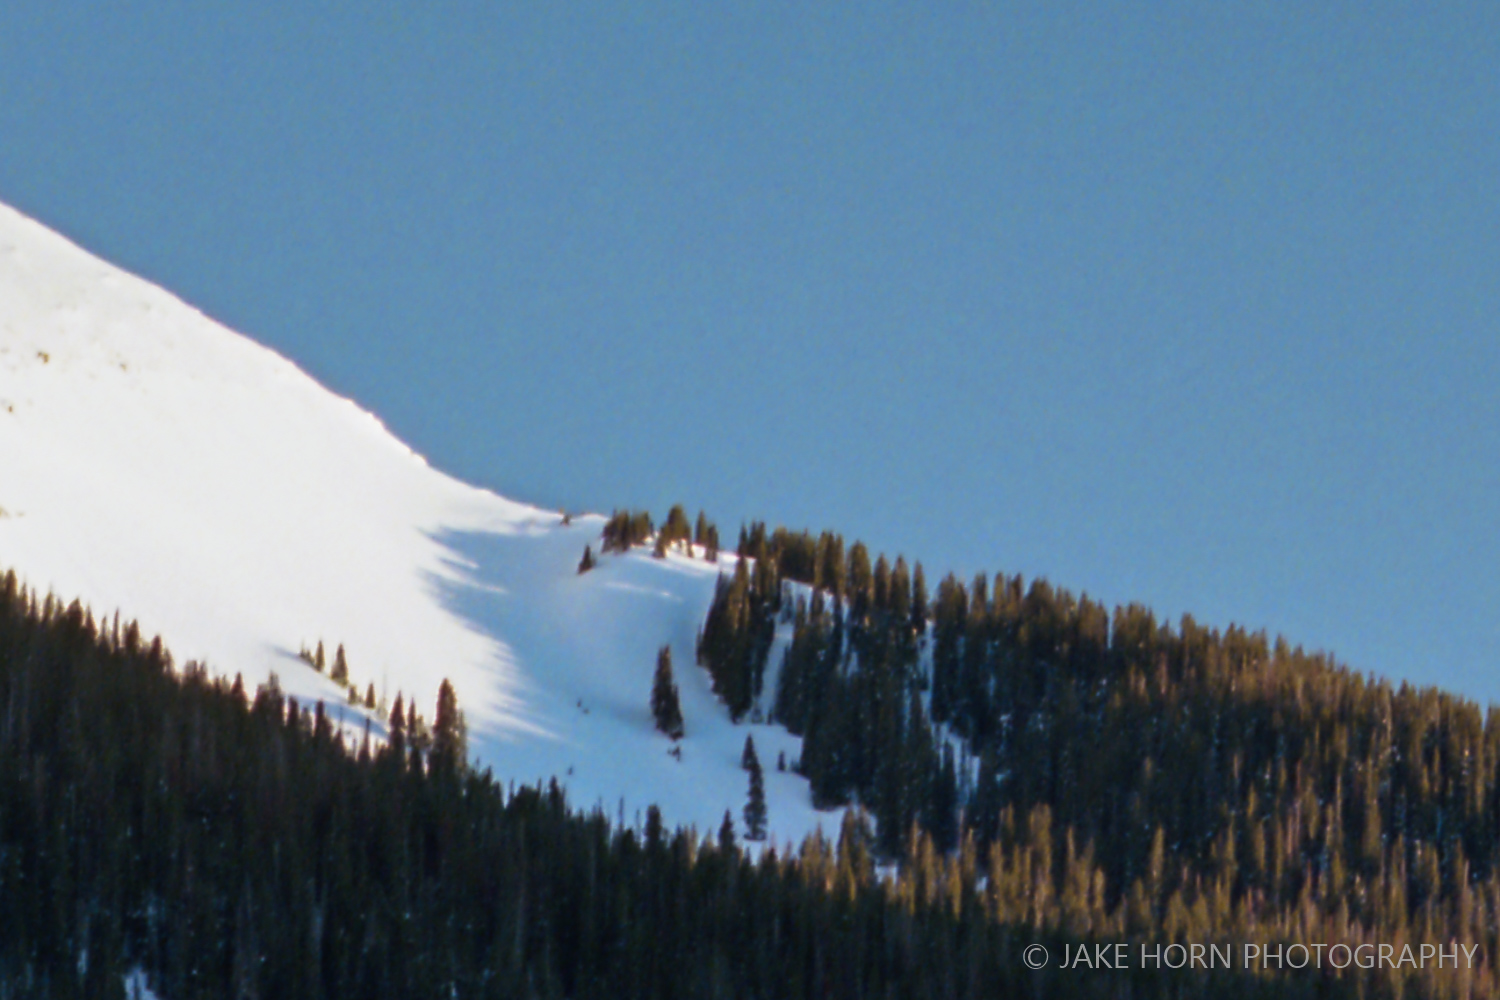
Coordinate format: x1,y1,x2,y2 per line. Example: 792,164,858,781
6,496,1472,997
7,559,1470,998
695,519,1500,998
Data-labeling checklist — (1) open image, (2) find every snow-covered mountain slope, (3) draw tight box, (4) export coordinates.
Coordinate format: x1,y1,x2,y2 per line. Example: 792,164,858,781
0,200,822,845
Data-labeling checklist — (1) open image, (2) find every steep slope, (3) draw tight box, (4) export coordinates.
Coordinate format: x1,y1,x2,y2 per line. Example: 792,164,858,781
0,200,820,844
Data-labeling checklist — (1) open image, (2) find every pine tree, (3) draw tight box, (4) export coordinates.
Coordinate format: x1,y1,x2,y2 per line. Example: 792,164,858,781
651,646,685,740
741,734,760,771
744,740,768,841
578,545,597,573
601,509,654,553
331,643,349,685
718,809,737,851
661,504,692,552
387,694,406,762
847,543,873,622
431,679,467,776
314,640,326,673
910,561,929,635
695,511,717,556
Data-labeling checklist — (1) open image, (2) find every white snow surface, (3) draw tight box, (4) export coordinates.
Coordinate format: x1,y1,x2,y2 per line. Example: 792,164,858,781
0,201,823,847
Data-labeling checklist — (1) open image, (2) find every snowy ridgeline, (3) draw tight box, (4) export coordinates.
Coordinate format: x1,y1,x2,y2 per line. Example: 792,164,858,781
0,199,830,849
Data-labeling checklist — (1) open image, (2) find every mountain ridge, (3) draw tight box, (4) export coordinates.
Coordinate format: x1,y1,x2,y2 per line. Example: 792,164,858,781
0,199,823,846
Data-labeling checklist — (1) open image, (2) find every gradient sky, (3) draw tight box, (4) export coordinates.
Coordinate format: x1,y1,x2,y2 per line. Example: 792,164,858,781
2,5,1497,701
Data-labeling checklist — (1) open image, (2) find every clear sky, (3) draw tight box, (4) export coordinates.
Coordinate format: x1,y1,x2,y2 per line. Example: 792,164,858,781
2,5,1497,702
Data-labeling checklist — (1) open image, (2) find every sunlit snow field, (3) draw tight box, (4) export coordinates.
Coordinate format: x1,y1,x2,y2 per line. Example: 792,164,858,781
0,200,825,847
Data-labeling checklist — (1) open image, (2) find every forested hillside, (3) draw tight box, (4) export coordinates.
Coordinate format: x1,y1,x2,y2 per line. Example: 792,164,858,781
695,520,1500,998
9,498,1494,1000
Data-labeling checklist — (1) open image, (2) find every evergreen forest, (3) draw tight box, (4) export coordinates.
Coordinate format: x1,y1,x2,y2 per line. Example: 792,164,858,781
4,491,1500,997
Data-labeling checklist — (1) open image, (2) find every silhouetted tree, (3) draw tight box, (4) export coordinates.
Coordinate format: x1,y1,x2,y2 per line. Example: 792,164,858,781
651,646,685,740
744,739,768,841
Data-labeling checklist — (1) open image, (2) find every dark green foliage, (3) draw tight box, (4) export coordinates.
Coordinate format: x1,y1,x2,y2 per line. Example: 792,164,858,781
690,510,721,562
650,645,684,740
686,501,1500,999
696,557,777,721
600,509,653,553
718,809,736,852
743,737,768,841
0,567,1489,997
330,642,349,685
741,734,760,771
430,677,467,776
656,504,692,557
910,561,928,635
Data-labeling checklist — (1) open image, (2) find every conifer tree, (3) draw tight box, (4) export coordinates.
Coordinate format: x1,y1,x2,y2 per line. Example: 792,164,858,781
601,509,655,553
744,739,768,841
314,639,326,673
847,543,873,622
718,809,737,851
910,561,929,635
890,556,911,627
578,545,596,573
387,694,406,762
742,734,760,771
651,646,685,740
331,643,349,685
431,678,467,775
661,504,692,552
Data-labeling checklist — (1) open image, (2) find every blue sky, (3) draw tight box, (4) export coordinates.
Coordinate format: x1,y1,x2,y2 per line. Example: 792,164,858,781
2,5,1497,700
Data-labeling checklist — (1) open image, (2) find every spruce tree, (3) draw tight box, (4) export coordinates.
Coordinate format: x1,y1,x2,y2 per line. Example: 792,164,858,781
431,678,467,775
718,809,737,851
578,545,596,573
744,740,768,841
331,643,349,685
741,734,760,771
662,504,692,552
651,646,685,740
387,694,406,762
910,561,929,635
